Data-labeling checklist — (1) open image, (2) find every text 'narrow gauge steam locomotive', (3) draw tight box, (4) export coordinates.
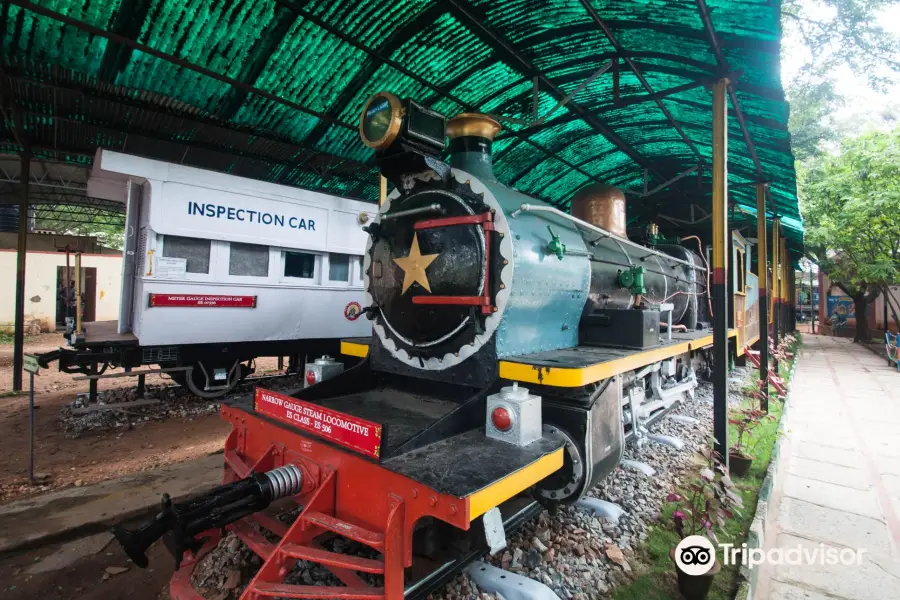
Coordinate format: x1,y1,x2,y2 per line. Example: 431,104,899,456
116,93,759,600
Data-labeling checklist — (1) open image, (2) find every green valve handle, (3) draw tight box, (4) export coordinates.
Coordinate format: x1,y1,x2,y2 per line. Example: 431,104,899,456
547,226,566,260
618,265,647,295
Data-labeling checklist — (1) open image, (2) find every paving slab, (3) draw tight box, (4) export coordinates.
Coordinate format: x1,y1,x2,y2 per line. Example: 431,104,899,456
787,456,871,490
769,580,841,600
773,533,900,600
0,453,223,553
792,441,866,470
776,497,892,556
783,474,882,520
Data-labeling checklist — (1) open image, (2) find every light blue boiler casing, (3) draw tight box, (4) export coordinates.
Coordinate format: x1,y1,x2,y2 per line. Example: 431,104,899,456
449,150,591,359
485,181,590,358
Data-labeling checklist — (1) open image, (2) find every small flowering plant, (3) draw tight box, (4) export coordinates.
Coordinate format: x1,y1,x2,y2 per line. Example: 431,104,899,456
729,407,775,458
668,443,743,543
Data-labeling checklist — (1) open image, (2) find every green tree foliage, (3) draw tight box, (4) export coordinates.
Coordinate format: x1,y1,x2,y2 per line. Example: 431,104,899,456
782,1,900,160
33,208,125,250
800,128,900,340
787,79,843,161
782,0,900,90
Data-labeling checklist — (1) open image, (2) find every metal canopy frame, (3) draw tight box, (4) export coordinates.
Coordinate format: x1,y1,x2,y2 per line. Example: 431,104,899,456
1,0,801,392
1,0,800,246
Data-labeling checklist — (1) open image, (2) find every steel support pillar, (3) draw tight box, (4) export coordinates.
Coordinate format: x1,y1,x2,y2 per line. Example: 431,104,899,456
711,79,729,464
756,183,769,412
772,220,780,374
12,151,30,392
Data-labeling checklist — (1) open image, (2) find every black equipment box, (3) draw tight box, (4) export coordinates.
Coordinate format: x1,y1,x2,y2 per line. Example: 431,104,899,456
580,308,661,350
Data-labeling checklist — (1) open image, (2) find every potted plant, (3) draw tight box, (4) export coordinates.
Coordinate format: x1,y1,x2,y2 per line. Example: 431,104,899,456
728,405,774,477
666,444,743,600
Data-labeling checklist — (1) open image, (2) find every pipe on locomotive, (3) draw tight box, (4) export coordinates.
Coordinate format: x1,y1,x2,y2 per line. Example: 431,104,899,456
511,203,706,272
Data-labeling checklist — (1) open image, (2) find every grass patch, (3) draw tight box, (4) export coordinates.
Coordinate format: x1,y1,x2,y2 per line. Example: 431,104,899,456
613,335,801,600
0,330,13,344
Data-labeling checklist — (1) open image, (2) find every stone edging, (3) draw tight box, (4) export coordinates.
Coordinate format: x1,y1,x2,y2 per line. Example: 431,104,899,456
734,355,798,600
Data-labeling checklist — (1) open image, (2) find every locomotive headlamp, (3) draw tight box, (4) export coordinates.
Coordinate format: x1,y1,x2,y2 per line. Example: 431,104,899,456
359,91,446,154
360,92,403,150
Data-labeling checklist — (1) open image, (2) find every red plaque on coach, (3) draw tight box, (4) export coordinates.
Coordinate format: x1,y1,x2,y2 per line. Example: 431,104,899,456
254,388,383,459
148,294,257,308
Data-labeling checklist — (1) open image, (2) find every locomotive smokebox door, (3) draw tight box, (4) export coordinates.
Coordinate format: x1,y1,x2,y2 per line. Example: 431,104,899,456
486,383,542,446
304,355,344,388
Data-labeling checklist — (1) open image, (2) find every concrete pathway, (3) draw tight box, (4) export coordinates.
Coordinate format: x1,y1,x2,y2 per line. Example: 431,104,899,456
758,334,900,600
0,453,222,553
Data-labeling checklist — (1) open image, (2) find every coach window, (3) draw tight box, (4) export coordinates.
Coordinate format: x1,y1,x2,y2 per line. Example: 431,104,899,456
284,251,316,279
736,248,746,294
162,235,210,274
358,255,365,282
229,242,269,277
329,253,351,282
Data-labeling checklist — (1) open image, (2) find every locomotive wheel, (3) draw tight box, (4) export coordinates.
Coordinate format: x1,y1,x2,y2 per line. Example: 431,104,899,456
534,425,586,506
178,359,244,399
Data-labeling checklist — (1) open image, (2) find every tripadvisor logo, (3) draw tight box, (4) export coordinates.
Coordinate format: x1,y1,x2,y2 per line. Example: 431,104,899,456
674,535,867,573
675,536,716,575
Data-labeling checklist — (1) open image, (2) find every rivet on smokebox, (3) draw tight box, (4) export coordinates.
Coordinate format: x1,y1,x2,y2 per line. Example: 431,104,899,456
358,212,370,224
429,496,438,507
450,504,458,515
412,488,419,499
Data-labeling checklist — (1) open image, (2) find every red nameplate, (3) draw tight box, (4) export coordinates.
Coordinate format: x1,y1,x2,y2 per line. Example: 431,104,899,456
254,388,382,459
148,294,257,308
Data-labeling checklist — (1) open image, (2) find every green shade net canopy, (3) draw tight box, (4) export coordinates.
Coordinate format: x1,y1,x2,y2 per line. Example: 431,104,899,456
0,0,802,253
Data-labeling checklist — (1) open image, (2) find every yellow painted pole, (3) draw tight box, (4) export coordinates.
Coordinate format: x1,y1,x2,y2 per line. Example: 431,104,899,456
756,184,769,411
711,78,729,463
770,218,779,322
379,175,387,207
782,236,789,336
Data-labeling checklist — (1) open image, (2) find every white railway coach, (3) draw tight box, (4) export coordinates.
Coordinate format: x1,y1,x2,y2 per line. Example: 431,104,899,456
45,150,374,397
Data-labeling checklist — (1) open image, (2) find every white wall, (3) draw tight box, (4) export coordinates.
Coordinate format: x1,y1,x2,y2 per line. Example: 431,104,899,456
0,250,123,331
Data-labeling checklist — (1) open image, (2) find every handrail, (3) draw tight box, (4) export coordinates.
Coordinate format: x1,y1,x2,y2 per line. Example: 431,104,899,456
509,203,706,271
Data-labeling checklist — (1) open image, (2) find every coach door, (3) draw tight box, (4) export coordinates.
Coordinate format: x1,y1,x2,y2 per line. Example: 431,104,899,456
118,181,142,334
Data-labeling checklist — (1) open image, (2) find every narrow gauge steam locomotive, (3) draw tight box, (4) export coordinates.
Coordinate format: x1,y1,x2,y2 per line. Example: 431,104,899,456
116,93,759,599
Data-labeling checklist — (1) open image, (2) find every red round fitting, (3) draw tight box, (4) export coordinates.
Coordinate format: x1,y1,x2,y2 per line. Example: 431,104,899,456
491,406,512,431
306,370,317,386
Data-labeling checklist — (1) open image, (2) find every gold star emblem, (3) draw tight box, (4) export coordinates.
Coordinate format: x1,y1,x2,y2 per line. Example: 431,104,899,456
393,233,439,295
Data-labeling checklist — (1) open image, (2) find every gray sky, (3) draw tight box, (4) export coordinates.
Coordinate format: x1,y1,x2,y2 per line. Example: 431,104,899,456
781,1,900,133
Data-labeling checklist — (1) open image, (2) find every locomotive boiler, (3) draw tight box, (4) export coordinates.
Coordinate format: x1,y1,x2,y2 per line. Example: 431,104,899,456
359,92,710,503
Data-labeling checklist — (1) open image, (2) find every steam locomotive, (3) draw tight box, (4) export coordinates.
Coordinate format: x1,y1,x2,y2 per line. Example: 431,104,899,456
358,92,713,503
116,92,758,599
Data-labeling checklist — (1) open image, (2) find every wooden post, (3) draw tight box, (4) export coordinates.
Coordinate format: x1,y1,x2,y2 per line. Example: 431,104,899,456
756,183,769,412
711,78,729,464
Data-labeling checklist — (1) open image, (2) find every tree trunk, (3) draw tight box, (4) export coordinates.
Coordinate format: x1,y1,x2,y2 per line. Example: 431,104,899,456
853,293,871,342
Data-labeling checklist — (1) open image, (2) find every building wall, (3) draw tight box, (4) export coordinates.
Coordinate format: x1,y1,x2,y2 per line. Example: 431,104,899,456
874,286,900,332
0,250,123,332
816,272,893,337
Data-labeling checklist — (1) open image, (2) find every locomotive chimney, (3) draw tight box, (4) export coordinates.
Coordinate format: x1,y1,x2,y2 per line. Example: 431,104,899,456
447,113,502,181
570,184,628,239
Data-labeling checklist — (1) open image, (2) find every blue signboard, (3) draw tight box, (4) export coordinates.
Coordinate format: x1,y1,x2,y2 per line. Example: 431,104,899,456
827,296,855,319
